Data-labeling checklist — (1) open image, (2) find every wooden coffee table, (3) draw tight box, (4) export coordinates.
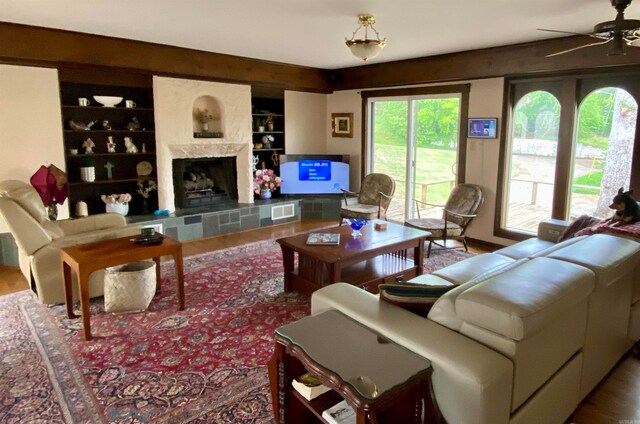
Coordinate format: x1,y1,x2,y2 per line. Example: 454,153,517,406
60,234,184,340
276,220,430,295
268,309,443,423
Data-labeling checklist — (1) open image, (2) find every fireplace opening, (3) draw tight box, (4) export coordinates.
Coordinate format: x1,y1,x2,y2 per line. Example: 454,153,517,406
172,157,238,209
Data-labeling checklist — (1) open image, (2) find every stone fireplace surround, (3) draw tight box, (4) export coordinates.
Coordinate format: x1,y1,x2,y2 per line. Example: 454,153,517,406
153,76,254,211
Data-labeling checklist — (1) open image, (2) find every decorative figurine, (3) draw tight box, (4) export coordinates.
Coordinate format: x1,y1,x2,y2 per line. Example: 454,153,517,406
104,162,114,180
69,120,97,131
124,137,138,153
102,120,113,130
125,117,141,131
141,143,146,153
262,134,274,149
106,136,116,153
82,137,95,154
253,155,259,171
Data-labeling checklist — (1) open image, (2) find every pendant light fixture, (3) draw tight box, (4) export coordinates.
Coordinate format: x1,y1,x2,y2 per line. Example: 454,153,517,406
345,14,387,61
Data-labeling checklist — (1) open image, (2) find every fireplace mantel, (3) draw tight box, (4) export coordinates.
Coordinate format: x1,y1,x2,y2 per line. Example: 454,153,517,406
168,141,247,158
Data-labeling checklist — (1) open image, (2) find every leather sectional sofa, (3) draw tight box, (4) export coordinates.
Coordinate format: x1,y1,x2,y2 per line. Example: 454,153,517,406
310,220,640,424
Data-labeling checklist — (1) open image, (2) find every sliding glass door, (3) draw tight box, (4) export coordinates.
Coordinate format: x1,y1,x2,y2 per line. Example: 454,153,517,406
368,94,462,222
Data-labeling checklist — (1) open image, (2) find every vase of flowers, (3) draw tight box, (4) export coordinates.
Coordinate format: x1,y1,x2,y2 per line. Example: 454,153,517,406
253,169,281,199
137,179,157,213
102,193,132,216
195,108,215,132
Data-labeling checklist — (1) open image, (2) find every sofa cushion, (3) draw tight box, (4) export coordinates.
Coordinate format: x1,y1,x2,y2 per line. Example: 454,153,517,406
455,257,594,341
495,236,587,260
433,253,515,285
547,234,640,291
428,259,529,331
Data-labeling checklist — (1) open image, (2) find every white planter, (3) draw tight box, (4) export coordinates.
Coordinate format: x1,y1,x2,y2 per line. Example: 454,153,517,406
79,166,95,182
105,202,129,216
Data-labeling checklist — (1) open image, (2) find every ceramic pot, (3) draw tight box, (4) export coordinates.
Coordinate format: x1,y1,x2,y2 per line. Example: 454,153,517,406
79,166,96,182
106,202,129,216
260,188,272,200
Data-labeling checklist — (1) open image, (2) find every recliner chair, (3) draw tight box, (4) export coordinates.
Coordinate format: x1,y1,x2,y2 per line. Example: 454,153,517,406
0,180,140,304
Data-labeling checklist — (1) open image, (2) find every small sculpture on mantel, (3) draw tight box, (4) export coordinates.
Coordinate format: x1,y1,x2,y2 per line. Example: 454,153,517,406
124,137,138,153
69,120,97,131
125,117,141,131
82,137,95,154
106,136,116,153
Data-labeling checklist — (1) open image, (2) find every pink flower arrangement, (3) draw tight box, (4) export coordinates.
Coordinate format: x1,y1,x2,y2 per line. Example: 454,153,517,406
101,193,132,204
253,169,281,194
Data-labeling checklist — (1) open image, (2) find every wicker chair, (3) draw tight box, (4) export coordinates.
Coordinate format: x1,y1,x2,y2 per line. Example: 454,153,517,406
405,183,483,257
339,173,396,225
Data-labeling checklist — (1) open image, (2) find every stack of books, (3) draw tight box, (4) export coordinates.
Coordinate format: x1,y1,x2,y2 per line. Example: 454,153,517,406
291,373,331,400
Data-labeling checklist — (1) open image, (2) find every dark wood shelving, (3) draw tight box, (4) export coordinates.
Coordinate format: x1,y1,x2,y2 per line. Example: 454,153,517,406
253,131,284,135
253,148,284,152
60,79,158,216
252,92,285,200
67,152,155,158
64,130,154,134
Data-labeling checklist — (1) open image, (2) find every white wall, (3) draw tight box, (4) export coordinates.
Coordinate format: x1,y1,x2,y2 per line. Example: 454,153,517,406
326,91,362,191
284,91,326,154
0,65,68,232
325,79,513,246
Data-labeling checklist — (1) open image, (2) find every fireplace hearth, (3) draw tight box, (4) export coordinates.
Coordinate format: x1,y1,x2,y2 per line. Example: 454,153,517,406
172,157,238,209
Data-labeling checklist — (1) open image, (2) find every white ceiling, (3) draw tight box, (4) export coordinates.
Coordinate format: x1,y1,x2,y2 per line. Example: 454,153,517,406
1,0,639,69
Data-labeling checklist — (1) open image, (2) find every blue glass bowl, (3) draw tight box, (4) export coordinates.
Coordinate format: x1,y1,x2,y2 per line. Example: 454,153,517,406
347,218,368,237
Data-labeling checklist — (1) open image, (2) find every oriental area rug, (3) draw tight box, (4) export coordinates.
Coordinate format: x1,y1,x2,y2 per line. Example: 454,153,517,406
0,240,472,423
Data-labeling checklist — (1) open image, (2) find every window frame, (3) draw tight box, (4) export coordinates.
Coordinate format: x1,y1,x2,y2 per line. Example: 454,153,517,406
495,70,640,241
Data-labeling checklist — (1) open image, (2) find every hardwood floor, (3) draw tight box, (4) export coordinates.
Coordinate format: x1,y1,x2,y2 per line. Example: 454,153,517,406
0,220,638,422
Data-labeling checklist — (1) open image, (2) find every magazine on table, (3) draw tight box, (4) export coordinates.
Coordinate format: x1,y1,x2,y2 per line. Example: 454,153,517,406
306,233,340,245
322,399,356,424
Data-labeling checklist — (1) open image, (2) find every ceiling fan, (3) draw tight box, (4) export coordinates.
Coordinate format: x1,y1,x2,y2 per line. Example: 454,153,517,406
539,0,640,57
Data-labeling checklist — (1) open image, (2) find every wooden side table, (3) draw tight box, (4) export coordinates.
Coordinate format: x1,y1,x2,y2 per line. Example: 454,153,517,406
268,309,444,424
60,234,184,340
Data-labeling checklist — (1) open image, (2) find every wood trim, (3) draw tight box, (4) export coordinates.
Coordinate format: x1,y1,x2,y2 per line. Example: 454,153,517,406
552,78,578,219
0,22,332,93
360,84,471,99
331,37,640,91
494,78,512,239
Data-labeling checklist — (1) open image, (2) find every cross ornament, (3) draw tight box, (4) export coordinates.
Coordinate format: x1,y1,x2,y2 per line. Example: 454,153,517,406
104,162,114,179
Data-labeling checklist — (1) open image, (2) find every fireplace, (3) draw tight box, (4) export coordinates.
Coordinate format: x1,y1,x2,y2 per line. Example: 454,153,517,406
172,157,238,209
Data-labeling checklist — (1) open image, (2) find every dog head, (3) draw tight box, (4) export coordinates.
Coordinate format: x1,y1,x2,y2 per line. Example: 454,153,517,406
610,187,635,211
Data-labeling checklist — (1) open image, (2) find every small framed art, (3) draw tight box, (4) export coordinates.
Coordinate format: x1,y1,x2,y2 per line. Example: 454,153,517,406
468,118,498,139
331,113,353,138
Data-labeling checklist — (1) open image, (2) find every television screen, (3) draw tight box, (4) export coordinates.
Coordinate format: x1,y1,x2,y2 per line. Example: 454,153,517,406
468,118,498,138
279,154,350,194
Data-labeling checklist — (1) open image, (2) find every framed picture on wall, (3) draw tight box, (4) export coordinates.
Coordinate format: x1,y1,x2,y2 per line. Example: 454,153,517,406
331,113,354,138
468,118,498,139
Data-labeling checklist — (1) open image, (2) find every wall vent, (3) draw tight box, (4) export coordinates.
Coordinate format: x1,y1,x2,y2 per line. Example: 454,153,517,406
271,203,295,220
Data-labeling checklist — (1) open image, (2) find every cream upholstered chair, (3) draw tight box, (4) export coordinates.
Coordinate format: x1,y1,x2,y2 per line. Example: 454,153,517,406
339,173,396,224
0,180,140,304
405,183,483,257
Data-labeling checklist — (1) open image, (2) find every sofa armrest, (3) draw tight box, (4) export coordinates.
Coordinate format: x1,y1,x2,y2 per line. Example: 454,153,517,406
56,213,127,235
0,198,52,255
537,218,571,243
311,283,513,424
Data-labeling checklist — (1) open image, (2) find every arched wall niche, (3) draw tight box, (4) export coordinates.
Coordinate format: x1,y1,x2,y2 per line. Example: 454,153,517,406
192,95,222,134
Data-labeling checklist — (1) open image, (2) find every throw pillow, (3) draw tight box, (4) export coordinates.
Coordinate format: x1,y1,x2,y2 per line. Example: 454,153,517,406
379,275,457,317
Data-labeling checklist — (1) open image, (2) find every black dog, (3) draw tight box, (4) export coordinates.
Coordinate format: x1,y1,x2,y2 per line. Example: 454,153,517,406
609,187,640,226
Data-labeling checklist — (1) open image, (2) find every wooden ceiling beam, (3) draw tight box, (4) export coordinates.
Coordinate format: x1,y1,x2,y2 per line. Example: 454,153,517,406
330,36,640,90
0,22,332,93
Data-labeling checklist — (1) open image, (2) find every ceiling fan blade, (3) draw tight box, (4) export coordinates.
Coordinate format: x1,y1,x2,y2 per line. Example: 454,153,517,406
537,28,609,40
546,38,613,57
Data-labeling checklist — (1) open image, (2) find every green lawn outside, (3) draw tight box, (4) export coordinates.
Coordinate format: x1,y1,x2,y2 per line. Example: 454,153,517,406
373,144,456,205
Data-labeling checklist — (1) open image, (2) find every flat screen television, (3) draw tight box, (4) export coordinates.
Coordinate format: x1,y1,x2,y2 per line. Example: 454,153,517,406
468,118,498,138
279,154,350,195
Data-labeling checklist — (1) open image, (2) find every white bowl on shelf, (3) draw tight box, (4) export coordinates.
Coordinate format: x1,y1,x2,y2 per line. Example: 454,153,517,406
93,96,123,107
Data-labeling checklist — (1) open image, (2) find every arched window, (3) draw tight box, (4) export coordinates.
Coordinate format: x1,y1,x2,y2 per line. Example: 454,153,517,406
504,91,561,232
569,88,638,219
